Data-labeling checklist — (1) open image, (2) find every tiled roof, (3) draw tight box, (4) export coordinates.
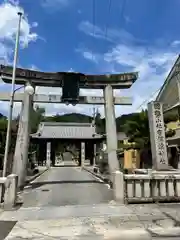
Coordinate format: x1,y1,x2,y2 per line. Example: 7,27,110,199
31,122,103,139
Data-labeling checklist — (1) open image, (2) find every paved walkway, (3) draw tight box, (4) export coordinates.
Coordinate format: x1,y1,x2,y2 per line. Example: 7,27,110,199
25,166,48,183
1,163,180,239
1,203,180,239
21,165,113,208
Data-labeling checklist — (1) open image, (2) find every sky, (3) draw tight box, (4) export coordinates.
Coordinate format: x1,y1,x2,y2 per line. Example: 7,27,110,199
0,0,179,118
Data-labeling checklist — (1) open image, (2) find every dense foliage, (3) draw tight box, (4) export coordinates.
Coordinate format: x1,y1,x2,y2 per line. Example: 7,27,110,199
122,110,176,149
0,106,178,162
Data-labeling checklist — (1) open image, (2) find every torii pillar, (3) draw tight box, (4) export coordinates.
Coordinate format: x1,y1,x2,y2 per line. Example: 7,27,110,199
13,82,34,188
104,85,124,202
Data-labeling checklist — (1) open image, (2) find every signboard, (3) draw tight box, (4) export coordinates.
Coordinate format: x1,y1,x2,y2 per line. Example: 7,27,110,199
148,101,168,170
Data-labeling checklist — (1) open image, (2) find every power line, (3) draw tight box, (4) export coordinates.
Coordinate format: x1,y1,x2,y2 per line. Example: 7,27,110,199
119,0,126,23
136,70,180,111
92,0,96,37
136,87,161,111
91,0,96,62
105,0,112,40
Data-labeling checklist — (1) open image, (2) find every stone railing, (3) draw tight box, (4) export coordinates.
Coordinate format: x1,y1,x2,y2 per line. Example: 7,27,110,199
124,173,180,203
0,177,6,203
0,174,18,209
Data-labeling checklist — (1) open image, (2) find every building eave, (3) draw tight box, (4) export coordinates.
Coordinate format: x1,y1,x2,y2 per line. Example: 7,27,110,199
156,54,180,101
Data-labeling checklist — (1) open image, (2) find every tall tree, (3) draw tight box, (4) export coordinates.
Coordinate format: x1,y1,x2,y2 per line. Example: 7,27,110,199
123,110,150,148
123,110,176,149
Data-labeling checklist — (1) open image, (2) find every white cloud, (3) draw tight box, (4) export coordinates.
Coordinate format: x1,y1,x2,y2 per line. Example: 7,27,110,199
0,2,38,48
29,65,40,70
27,36,178,118
0,42,13,64
1,15,179,119
80,50,99,64
0,1,38,64
78,21,145,45
68,68,74,72
0,0,38,116
41,0,69,11
171,40,180,47
77,21,179,116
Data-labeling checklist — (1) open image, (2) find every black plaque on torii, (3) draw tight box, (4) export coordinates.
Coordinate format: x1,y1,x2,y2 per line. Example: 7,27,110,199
61,72,83,104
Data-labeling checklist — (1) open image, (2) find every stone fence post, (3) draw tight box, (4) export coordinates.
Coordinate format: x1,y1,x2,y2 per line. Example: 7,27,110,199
3,174,18,210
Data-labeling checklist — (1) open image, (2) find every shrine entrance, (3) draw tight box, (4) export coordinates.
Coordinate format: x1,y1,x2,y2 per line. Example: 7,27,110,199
30,122,104,167
0,65,138,201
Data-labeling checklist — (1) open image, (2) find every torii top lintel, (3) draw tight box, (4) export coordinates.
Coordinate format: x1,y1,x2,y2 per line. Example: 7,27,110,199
0,65,138,89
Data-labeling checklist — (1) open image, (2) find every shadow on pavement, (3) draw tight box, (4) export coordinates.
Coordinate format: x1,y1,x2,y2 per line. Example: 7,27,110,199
30,180,104,189
0,221,17,240
52,165,80,167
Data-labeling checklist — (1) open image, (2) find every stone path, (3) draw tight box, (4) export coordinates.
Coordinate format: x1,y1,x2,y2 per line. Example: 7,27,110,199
1,165,180,239
1,203,180,239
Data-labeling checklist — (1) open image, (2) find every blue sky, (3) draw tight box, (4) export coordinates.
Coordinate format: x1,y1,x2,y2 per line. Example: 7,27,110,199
0,0,179,117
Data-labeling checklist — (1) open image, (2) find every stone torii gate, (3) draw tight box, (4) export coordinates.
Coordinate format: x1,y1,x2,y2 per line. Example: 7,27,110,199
0,65,138,201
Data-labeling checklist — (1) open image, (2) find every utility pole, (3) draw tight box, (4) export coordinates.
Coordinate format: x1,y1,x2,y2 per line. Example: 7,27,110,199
3,12,23,177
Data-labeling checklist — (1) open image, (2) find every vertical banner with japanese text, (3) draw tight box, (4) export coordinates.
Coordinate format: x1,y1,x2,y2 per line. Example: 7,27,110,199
148,101,168,170
81,142,85,167
46,142,51,168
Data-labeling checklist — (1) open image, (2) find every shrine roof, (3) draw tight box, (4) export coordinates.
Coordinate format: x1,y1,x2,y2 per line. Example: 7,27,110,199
31,122,103,140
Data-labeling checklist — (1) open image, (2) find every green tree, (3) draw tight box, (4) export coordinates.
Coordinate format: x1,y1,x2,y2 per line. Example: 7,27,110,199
94,109,105,134
31,105,45,133
0,116,18,170
123,110,175,149
123,110,150,148
164,112,179,124
0,117,7,155
45,113,92,123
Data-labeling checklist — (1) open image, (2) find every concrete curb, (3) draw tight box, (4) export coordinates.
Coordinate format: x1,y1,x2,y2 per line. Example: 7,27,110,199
25,167,48,185
82,166,112,187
